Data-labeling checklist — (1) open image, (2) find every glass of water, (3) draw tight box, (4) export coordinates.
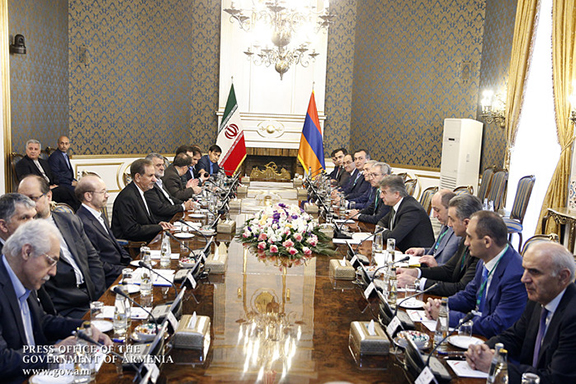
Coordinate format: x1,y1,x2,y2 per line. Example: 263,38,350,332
521,373,540,384
458,319,474,338
387,238,396,252
372,232,383,255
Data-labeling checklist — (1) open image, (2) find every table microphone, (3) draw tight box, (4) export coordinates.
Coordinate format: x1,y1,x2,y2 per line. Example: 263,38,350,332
354,226,386,252
164,230,200,259
138,260,179,295
332,211,361,239
425,311,475,366
74,330,144,378
392,282,439,319
369,256,411,289
112,286,159,332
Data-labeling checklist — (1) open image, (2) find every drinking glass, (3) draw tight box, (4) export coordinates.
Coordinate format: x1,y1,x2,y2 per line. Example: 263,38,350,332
458,319,474,338
121,268,133,284
372,232,383,255
90,301,104,321
387,238,396,252
140,246,151,267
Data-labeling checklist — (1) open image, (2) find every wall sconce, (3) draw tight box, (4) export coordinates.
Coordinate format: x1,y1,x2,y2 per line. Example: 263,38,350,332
481,90,506,128
10,34,26,54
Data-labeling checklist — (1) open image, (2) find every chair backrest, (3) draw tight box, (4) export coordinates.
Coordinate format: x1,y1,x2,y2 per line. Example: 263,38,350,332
395,172,408,182
453,185,474,195
10,153,24,192
521,233,559,256
50,202,75,214
477,167,495,201
510,175,536,222
419,186,438,215
485,170,508,211
41,146,56,160
404,178,418,197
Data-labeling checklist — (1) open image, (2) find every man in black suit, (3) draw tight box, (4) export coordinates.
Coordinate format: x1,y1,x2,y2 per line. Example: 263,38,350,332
348,162,392,224
47,135,77,191
0,193,36,252
329,148,347,185
340,149,371,201
466,242,576,383
0,220,111,384
112,159,173,243
15,139,79,210
376,175,435,252
144,153,194,222
18,175,105,318
163,153,201,201
176,145,208,183
76,175,132,287
197,144,222,176
396,193,482,296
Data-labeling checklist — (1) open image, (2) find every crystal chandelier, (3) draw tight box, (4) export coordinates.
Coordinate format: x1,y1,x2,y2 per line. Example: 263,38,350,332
224,0,335,80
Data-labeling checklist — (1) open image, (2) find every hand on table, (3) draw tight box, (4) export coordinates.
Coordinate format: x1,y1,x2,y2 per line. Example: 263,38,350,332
419,255,438,267
183,200,195,210
347,209,359,220
396,271,418,288
405,247,425,256
465,343,493,372
159,221,175,231
423,297,441,320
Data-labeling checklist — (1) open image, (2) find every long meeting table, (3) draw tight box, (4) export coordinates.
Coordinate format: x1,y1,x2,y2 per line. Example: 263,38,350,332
81,182,485,383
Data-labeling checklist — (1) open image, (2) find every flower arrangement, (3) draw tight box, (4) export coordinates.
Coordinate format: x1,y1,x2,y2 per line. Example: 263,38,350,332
237,203,333,267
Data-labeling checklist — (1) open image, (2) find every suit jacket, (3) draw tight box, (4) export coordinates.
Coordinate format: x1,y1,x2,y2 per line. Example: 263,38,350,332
15,155,58,184
348,184,374,210
47,149,75,187
144,183,184,222
43,211,106,317
0,260,83,384
358,189,391,224
343,170,370,200
487,283,576,384
424,225,460,266
337,170,351,188
76,205,131,287
163,164,195,201
112,182,162,242
329,165,341,180
420,239,479,297
377,196,435,252
448,245,527,338
197,154,220,176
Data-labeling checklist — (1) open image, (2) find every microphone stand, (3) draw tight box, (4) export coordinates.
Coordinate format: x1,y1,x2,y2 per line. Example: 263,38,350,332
138,261,179,295
164,230,202,262
393,282,439,319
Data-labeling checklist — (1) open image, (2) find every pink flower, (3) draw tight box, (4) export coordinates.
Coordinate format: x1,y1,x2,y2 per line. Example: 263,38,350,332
307,236,318,247
258,233,268,241
302,247,312,256
270,245,279,253
258,241,266,250
293,233,303,241
283,240,294,248
288,247,298,255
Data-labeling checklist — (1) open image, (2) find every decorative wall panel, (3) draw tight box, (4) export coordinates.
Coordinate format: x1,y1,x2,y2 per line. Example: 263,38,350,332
350,0,486,167
324,0,358,153
68,0,221,155
9,0,68,153
476,0,516,170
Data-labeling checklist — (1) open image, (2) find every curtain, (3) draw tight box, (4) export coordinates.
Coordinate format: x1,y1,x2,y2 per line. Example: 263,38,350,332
503,0,539,169
537,0,576,234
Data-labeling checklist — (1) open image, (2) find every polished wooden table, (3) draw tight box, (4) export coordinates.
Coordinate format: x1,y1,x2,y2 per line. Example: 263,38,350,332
89,183,484,383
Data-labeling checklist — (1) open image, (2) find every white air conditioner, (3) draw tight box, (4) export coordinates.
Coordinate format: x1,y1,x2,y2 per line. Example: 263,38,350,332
439,118,483,191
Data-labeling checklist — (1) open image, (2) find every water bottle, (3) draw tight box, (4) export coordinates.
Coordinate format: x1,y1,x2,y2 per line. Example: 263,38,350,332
487,343,504,384
434,298,449,352
73,321,93,383
113,286,128,340
160,232,171,268
388,267,398,306
492,349,509,384
140,268,153,298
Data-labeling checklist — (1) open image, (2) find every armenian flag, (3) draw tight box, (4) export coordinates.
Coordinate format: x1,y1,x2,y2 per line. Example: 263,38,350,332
298,92,325,175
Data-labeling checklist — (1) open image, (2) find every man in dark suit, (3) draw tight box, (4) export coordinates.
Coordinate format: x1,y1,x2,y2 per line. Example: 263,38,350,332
348,162,392,224
0,220,111,384
329,148,347,185
397,193,483,296
18,175,105,318
112,159,173,243
47,135,77,191
15,139,79,210
163,153,200,201
0,193,36,252
405,189,460,266
424,211,527,338
176,145,208,183
76,175,132,287
197,144,222,176
466,242,576,384
340,149,370,201
376,175,435,252
144,153,194,222
336,153,352,188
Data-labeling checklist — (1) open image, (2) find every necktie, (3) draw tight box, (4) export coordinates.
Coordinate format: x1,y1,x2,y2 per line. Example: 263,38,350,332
63,152,72,170
533,307,549,366
478,266,489,312
389,208,396,229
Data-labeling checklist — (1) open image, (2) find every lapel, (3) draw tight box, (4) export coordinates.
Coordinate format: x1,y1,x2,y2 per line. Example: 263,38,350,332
130,183,154,223
154,184,170,204
0,261,28,345
485,247,510,309
85,208,110,239
52,212,80,262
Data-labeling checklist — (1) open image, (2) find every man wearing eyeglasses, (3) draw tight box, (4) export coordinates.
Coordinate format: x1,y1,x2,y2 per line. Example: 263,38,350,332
348,162,392,224
0,220,112,384
18,175,105,318
75,174,132,287
0,193,36,253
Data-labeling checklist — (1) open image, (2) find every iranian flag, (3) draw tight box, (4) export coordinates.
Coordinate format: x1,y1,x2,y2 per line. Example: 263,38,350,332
216,84,247,176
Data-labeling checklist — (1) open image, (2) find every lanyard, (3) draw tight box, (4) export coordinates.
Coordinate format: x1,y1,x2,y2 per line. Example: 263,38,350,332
433,227,448,253
475,245,508,310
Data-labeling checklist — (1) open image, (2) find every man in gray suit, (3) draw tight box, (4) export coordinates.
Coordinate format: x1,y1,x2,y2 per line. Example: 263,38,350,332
18,175,105,318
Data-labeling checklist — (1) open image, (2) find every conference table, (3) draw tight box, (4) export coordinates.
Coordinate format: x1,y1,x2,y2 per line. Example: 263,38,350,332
88,182,484,383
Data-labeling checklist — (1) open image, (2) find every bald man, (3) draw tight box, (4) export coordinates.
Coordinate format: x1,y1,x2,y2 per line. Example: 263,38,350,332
48,135,77,191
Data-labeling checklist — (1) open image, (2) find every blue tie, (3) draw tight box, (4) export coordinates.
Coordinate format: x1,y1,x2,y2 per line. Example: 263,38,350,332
479,267,489,312
533,307,548,366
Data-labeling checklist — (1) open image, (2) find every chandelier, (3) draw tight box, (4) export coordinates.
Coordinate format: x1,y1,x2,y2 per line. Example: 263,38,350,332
224,0,335,80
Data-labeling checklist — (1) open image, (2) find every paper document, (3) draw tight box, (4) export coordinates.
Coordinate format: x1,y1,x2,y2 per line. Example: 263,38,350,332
446,360,489,378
